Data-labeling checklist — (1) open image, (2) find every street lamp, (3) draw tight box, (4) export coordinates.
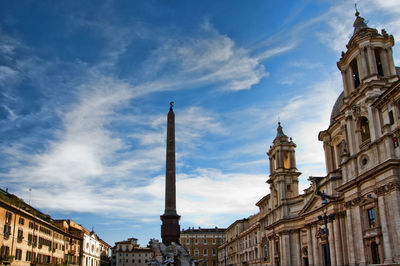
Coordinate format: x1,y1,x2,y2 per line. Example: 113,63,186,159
317,191,335,266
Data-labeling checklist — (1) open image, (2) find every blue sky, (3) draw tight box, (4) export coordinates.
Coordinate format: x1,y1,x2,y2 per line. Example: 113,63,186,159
1,0,400,247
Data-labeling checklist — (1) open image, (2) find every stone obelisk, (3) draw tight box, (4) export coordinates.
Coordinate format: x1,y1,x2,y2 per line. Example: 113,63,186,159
160,102,181,245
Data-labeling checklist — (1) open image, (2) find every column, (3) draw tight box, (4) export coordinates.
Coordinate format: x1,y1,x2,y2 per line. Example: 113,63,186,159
334,216,343,265
358,50,367,81
323,141,334,173
389,190,400,260
290,151,296,169
341,70,350,97
311,225,320,266
366,46,376,75
293,230,302,266
367,105,377,141
340,214,349,265
346,208,356,265
271,238,276,266
276,150,281,169
346,64,355,92
328,221,336,266
269,158,273,174
380,48,389,77
281,232,291,266
306,226,314,266
386,48,397,76
353,205,366,265
345,116,357,156
378,195,393,262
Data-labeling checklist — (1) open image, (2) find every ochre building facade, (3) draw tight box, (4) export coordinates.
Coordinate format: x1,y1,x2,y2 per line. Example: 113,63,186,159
219,12,400,266
0,188,110,266
180,227,225,266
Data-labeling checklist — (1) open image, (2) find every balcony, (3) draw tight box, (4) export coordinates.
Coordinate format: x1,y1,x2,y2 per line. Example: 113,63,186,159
363,226,381,239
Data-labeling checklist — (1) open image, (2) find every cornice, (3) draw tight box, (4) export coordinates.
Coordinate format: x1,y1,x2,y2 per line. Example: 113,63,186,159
337,158,400,193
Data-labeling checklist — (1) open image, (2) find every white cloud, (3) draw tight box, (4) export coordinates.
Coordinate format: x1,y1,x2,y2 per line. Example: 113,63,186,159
139,24,268,91
177,168,266,216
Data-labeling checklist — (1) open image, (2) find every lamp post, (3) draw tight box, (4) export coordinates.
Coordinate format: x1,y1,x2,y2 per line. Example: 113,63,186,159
317,191,335,266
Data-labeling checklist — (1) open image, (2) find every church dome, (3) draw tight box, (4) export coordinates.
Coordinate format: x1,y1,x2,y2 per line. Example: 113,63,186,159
330,91,344,125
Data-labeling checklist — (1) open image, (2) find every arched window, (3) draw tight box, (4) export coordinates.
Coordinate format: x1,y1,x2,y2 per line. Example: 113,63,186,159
351,59,360,88
360,117,371,142
375,48,384,77
283,151,290,169
263,242,270,261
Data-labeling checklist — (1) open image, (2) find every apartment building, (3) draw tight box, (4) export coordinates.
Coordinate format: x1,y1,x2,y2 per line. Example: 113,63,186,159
180,227,225,266
0,188,109,266
110,238,151,266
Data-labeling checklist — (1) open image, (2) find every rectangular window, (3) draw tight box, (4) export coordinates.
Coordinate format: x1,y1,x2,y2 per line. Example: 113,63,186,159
203,249,208,256
389,110,394,125
29,222,34,229
195,238,198,244
212,248,216,255
3,225,11,239
18,217,24,225
368,208,376,228
204,238,207,244
15,249,22,260
26,251,32,261
17,229,23,242
212,238,216,244
5,212,12,224
1,246,10,258
186,239,190,244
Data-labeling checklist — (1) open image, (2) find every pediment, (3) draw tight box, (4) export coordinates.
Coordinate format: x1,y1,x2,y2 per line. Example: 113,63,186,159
299,193,323,215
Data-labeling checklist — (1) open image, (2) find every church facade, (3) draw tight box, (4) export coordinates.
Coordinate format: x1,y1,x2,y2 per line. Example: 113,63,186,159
218,12,400,266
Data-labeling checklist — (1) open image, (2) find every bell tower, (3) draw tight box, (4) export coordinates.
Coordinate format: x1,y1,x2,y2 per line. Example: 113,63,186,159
267,123,301,209
337,10,398,99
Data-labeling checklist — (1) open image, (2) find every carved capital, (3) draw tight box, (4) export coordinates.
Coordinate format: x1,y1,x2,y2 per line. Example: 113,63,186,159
374,181,400,196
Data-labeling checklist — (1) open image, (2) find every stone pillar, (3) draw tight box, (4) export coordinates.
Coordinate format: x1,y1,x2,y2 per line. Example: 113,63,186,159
347,64,355,92
281,232,291,266
276,150,281,169
290,151,296,169
293,230,302,266
306,226,314,266
367,105,377,141
345,115,356,156
334,216,343,265
366,46,376,75
358,50,368,81
269,158,273,174
339,214,349,265
341,70,349,97
378,195,393,263
386,48,397,76
270,237,276,266
328,221,336,266
353,205,366,265
346,208,356,265
380,48,390,77
389,189,400,260
311,225,320,266
323,141,334,173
